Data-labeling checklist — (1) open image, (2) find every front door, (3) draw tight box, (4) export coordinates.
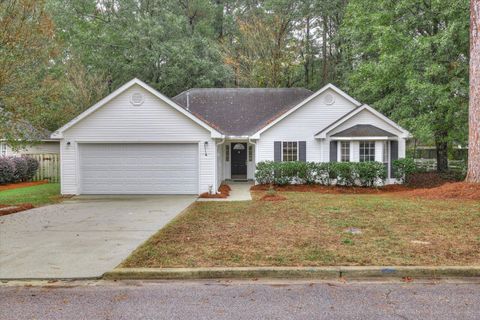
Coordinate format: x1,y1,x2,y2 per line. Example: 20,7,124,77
231,143,247,179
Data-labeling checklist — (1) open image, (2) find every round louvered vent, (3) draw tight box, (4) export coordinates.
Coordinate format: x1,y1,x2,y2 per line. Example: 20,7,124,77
324,93,335,105
130,92,144,106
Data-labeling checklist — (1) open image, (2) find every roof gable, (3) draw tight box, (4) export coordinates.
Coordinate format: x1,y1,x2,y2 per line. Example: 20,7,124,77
250,83,362,139
315,104,411,139
51,78,223,139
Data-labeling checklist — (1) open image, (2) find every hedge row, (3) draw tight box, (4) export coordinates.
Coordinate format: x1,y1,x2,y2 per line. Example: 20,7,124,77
0,156,39,185
255,161,388,187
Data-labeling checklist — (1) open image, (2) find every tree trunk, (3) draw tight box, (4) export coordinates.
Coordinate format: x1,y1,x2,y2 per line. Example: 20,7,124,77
467,0,480,182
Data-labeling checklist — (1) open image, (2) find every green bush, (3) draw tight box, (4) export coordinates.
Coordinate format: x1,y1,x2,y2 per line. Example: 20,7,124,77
393,158,416,183
255,161,387,187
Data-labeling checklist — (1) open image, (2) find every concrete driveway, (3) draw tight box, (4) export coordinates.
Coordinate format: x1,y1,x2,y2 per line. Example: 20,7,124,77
0,195,195,279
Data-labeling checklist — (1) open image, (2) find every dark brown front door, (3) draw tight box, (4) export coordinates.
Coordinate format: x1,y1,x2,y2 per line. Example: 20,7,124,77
231,143,247,177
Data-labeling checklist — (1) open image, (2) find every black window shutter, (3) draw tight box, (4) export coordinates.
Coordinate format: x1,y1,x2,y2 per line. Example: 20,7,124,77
390,140,398,178
274,141,281,162
299,141,306,162
330,141,338,162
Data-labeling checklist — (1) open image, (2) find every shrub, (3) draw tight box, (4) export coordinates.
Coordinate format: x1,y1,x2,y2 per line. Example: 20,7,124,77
0,157,15,184
393,158,416,184
12,157,28,182
255,161,387,188
24,156,39,181
356,162,387,187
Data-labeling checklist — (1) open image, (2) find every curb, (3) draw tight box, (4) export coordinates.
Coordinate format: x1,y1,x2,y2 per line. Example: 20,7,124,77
103,266,480,280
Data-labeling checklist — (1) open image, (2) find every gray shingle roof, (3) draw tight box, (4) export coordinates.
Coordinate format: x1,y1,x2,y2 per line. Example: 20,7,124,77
172,88,313,136
332,124,396,137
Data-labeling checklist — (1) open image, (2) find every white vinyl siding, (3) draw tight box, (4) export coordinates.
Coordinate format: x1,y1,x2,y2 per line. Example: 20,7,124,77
60,84,215,195
79,143,198,194
257,88,357,163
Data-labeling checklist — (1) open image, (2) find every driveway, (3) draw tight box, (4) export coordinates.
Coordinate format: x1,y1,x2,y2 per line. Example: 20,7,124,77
0,195,195,279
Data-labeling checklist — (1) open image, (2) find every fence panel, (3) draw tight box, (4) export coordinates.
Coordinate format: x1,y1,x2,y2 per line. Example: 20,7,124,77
26,153,60,183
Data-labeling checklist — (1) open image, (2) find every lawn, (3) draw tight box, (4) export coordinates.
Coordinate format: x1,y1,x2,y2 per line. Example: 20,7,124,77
123,192,480,267
0,183,61,206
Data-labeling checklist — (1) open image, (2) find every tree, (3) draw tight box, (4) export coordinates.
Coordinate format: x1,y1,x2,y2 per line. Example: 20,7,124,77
0,0,60,143
341,0,469,172
467,0,480,182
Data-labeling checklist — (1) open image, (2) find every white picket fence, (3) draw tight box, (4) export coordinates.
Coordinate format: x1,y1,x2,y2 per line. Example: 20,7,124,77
26,153,60,183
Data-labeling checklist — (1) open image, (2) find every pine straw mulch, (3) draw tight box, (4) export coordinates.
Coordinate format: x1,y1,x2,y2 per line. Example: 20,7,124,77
251,172,480,201
0,204,35,217
0,180,48,192
199,184,232,199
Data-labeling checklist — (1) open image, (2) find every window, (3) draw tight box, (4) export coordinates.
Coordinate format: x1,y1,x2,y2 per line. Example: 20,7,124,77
282,141,298,161
0,143,6,156
248,145,253,162
340,141,350,162
359,141,375,162
383,141,389,163
225,144,230,161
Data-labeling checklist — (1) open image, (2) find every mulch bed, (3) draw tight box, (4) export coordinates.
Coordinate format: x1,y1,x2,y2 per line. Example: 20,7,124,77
0,204,35,217
199,184,232,199
0,180,48,192
251,172,480,201
251,184,409,194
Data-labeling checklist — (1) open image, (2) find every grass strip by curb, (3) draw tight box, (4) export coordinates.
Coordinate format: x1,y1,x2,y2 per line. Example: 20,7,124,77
104,266,480,280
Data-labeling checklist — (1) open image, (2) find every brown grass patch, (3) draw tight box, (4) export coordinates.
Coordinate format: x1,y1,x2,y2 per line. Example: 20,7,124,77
260,194,287,201
0,180,48,192
122,192,480,268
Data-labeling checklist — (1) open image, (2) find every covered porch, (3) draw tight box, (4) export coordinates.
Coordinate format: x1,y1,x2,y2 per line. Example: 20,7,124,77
217,139,256,183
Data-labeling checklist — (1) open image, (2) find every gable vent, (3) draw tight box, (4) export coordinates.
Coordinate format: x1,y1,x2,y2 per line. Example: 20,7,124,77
324,93,335,105
130,92,145,106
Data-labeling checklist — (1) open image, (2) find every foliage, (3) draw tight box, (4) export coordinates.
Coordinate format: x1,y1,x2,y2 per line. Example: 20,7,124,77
393,158,417,184
341,0,470,171
0,156,40,184
255,161,387,187
0,157,15,185
24,156,40,181
11,157,28,182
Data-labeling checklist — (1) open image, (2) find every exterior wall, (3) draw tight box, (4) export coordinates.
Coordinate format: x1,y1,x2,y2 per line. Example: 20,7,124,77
60,84,215,195
327,109,406,160
3,141,59,156
257,88,357,163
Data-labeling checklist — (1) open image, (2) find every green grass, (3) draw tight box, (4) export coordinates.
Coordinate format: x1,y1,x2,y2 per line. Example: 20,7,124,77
122,192,480,268
0,183,61,206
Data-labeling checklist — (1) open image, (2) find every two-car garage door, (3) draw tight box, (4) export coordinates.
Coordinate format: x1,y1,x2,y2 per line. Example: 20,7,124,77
79,143,198,194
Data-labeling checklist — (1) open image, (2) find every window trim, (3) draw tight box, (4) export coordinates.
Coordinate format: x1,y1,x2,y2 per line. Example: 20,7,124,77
359,141,376,162
340,141,350,162
281,141,299,162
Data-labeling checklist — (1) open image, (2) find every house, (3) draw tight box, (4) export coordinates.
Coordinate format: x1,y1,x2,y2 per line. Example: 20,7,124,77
1,122,59,157
51,78,410,195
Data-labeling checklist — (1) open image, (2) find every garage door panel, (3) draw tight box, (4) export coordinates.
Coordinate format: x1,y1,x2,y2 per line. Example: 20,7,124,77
79,143,198,194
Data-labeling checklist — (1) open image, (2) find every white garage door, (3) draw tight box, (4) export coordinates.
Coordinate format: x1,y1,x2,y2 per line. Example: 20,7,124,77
79,143,198,194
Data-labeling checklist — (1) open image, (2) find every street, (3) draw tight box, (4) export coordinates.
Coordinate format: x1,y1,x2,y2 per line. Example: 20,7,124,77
0,279,479,319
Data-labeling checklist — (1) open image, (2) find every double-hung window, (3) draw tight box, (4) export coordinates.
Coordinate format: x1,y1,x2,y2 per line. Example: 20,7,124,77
359,141,375,162
340,141,350,162
282,141,298,161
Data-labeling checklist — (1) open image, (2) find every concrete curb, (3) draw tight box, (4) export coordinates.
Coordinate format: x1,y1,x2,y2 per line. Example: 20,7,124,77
103,266,480,280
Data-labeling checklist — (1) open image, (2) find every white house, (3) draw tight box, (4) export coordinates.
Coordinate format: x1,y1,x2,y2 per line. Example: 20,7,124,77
51,78,410,195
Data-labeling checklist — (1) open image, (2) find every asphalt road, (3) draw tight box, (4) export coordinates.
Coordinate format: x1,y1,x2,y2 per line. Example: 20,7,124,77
0,279,479,320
